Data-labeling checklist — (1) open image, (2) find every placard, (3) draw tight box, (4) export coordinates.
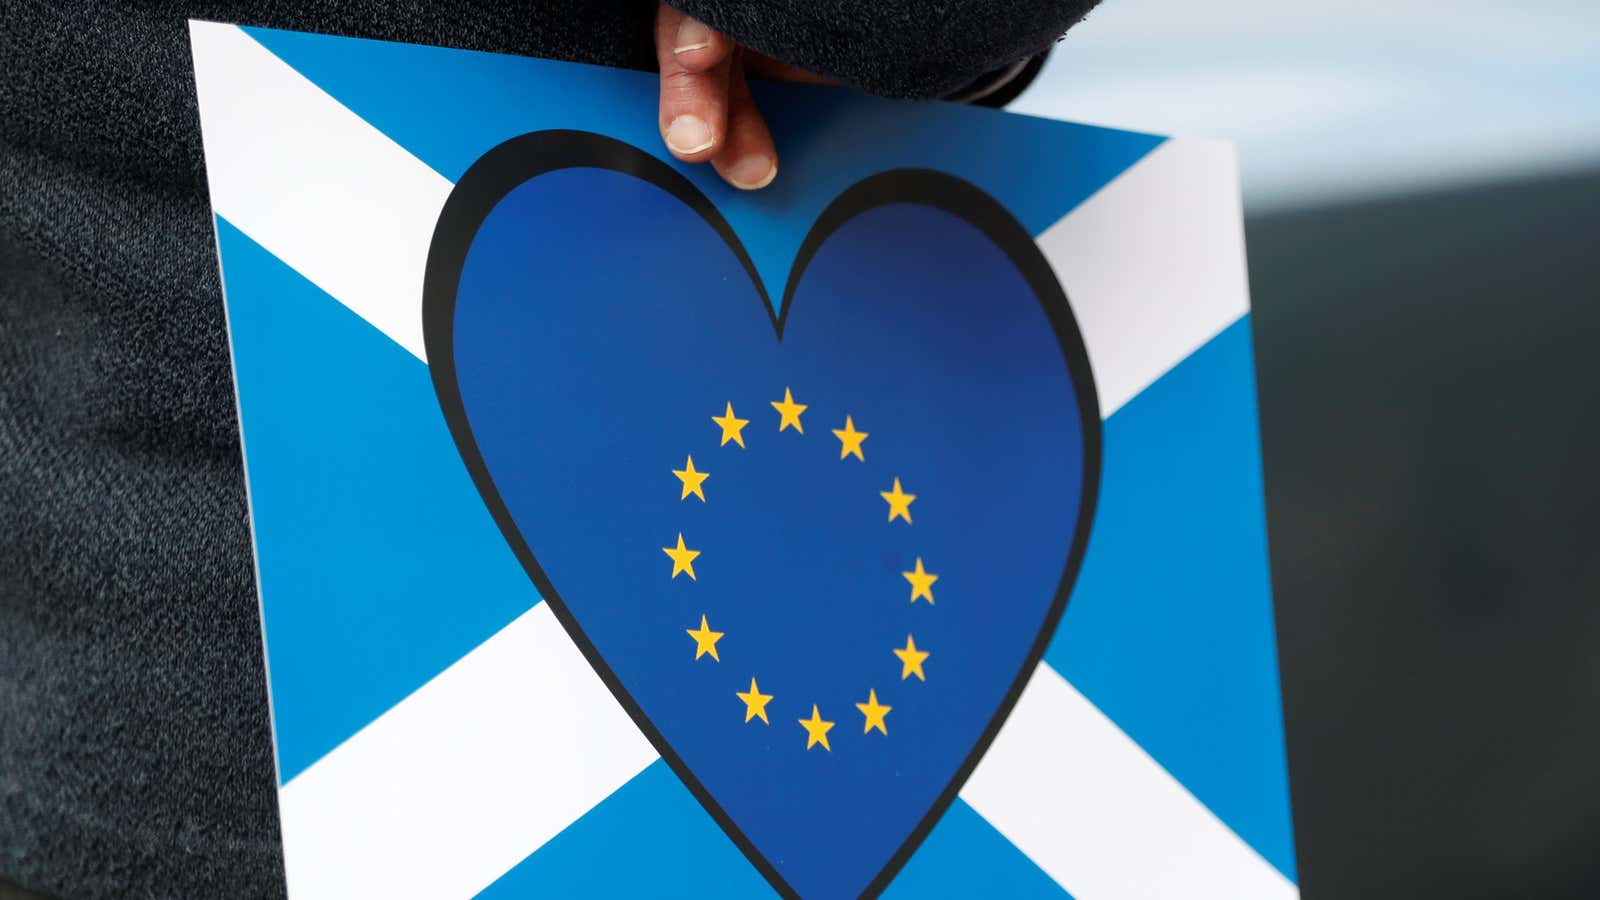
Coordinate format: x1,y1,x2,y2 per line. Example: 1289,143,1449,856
191,20,1296,899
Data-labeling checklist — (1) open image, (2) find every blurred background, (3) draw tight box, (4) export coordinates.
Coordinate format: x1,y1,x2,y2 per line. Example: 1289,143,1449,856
1016,1,1600,897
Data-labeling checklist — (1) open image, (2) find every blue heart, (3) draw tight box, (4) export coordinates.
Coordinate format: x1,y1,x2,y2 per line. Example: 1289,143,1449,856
424,132,1100,898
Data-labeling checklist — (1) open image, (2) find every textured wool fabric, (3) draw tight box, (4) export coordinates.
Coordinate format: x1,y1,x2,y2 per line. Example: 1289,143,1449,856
0,2,1082,898
673,0,1094,99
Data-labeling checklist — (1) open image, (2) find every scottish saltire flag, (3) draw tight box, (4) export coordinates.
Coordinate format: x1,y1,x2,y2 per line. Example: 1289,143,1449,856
191,20,1297,900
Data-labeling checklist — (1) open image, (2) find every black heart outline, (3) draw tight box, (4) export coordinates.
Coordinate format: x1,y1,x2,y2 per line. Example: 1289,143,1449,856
422,130,1102,899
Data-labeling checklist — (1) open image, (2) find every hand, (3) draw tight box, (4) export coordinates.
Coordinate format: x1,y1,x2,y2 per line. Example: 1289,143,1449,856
654,3,827,191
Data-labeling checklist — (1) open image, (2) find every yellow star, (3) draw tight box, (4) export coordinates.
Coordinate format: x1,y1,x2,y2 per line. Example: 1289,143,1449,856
855,689,892,735
685,614,723,661
880,477,916,524
672,455,709,502
902,557,938,604
771,387,807,433
894,635,929,682
832,416,868,461
712,402,749,448
736,678,773,724
662,533,700,580
798,704,834,751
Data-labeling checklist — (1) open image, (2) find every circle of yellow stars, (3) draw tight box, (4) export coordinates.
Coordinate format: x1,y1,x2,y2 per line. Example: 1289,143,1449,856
661,387,939,751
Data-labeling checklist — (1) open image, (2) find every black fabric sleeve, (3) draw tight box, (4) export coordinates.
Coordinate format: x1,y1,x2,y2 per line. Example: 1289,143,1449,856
942,50,1051,106
665,0,1096,99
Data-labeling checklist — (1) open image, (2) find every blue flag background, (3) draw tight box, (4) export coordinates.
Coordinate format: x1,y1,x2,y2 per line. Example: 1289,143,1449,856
204,22,1297,899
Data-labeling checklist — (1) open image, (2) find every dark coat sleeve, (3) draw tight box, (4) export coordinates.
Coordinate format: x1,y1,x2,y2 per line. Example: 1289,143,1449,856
666,0,1099,99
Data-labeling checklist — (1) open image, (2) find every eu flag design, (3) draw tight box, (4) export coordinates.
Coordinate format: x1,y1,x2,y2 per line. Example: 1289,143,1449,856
424,132,1100,897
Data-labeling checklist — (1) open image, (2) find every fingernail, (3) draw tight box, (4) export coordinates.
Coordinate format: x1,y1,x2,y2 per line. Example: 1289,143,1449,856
674,19,712,54
727,154,777,190
666,116,715,155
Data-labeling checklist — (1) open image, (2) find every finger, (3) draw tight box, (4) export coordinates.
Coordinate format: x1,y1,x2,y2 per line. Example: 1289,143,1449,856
655,4,733,162
711,55,779,190
663,5,730,73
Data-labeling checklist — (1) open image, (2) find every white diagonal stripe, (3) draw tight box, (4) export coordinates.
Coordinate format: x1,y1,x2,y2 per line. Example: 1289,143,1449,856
192,21,1287,899
190,20,450,362
1037,136,1252,418
963,666,1297,900
276,604,657,900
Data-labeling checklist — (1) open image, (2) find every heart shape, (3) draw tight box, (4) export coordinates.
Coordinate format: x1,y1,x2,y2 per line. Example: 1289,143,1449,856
423,131,1100,898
